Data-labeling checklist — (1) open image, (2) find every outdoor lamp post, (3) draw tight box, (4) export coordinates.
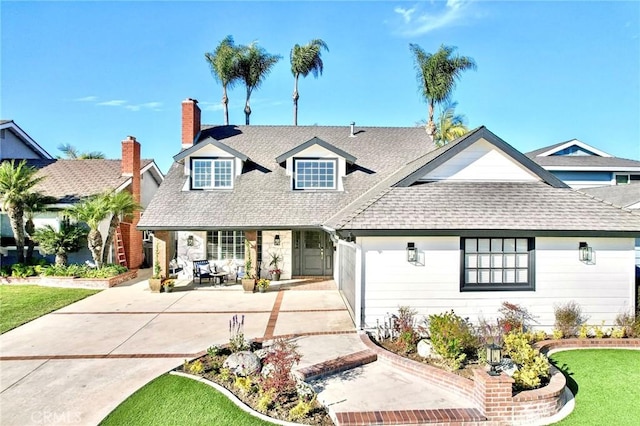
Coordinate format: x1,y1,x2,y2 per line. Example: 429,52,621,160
486,343,502,376
274,234,281,246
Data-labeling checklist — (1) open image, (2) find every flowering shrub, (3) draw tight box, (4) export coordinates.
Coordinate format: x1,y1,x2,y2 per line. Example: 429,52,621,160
259,338,301,400
498,302,535,333
554,301,587,337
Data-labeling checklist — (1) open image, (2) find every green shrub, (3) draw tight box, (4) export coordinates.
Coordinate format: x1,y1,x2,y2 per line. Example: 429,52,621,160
552,329,563,340
234,376,254,394
578,324,589,338
503,331,550,390
218,367,231,382
183,359,204,375
531,330,547,342
611,327,625,338
428,310,478,370
36,263,127,278
554,301,586,337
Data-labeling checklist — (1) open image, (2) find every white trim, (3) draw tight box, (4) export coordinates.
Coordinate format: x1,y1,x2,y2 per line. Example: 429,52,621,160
0,121,52,159
542,166,640,172
538,140,612,158
115,177,133,193
140,161,164,182
293,158,338,190
191,158,234,190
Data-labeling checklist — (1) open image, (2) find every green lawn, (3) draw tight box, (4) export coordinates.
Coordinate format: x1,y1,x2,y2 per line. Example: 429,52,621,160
0,285,99,334
100,374,274,426
550,349,640,425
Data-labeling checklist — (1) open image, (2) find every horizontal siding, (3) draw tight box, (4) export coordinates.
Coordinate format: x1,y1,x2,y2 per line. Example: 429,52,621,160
360,236,635,331
422,139,539,182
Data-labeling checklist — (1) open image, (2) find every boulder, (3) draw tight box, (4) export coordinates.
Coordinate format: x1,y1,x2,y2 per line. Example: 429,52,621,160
417,339,435,358
223,351,261,377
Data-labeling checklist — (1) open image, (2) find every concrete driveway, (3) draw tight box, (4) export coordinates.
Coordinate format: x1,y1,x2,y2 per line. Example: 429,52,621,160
0,271,355,425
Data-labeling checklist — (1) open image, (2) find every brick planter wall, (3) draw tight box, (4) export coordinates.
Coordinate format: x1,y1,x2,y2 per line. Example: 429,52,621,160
360,333,569,424
0,270,137,289
535,338,640,354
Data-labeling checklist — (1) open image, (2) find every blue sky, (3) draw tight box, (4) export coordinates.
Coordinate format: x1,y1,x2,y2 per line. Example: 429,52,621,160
2,1,638,173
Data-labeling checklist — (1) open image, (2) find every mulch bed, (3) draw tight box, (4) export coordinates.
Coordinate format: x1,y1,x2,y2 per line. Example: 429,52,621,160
180,348,334,426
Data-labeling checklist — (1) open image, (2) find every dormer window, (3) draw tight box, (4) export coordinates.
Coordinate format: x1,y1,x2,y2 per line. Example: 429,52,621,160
191,158,233,189
294,158,337,190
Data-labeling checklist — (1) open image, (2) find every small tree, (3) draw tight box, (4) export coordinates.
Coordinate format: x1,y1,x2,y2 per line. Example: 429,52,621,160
32,217,87,266
67,194,110,268
100,191,141,265
23,192,57,263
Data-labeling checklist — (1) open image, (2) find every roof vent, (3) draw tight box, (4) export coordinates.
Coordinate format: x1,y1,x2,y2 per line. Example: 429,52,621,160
349,122,356,138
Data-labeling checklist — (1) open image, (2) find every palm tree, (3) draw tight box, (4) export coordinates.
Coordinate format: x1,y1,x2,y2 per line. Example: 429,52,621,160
409,44,476,139
67,194,110,268
205,35,242,126
100,191,141,265
23,192,57,263
434,102,470,147
32,217,87,266
57,143,105,159
0,160,45,263
236,42,281,125
290,39,329,126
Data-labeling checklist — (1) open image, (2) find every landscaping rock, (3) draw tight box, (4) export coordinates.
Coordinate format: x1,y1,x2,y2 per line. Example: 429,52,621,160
223,351,261,377
417,339,434,358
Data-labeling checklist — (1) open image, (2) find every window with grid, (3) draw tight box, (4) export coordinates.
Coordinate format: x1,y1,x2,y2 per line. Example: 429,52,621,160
192,158,233,189
294,159,336,189
207,231,245,260
462,238,534,291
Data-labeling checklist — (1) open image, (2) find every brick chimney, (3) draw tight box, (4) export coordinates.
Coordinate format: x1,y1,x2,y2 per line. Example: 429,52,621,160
182,98,201,149
120,136,143,269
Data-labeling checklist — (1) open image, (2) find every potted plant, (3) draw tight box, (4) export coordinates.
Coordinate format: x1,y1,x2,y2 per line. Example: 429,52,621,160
268,251,283,281
162,279,175,293
256,278,270,293
148,246,163,293
241,239,255,292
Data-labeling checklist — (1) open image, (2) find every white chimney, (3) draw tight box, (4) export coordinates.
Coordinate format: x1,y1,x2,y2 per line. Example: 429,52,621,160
349,122,356,137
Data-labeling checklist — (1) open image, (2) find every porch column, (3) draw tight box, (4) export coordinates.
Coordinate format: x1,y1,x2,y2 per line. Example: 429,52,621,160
153,230,171,278
244,230,258,278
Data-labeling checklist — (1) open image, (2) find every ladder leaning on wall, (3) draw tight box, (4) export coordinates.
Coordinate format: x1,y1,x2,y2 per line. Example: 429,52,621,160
115,226,128,268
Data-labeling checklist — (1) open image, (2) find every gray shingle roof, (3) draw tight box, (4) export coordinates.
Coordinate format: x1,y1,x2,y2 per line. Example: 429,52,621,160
580,184,640,209
25,159,154,203
336,181,640,233
138,125,436,229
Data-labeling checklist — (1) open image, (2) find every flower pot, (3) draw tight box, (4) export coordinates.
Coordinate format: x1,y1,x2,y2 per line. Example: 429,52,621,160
163,284,173,293
149,278,162,293
258,286,266,293
271,273,281,281
241,278,255,293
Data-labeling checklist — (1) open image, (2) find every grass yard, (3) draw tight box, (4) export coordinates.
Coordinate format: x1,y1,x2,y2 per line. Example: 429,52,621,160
550,349,640,425
100,374,274,426
0,285,99,334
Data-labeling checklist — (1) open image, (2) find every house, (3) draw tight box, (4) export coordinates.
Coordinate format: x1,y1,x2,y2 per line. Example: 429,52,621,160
525,139,640,189
1,120,164,268
138,99,640,331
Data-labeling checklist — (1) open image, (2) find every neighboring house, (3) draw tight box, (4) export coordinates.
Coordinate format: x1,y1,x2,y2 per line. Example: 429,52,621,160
527,139,640,266
1,120,164,268
526,139,640,189
139,99,640,331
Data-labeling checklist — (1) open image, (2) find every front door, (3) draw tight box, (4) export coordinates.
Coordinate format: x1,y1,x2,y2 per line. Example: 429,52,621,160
295,230,333,276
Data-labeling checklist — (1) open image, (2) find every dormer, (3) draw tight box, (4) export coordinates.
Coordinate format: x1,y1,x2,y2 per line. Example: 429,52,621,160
275,137,357,192
173,137,249,191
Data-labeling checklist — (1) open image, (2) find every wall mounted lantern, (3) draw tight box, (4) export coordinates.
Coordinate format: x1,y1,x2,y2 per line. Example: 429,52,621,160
187,235,194,247
579,242,592,263
486,343,502,376
274,234,281,246
407,242,417,263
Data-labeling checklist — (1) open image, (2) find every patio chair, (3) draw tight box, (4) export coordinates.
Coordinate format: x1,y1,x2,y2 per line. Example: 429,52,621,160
193,260,213,285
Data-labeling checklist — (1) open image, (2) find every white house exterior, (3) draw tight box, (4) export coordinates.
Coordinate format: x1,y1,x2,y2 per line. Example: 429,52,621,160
139,99,640,332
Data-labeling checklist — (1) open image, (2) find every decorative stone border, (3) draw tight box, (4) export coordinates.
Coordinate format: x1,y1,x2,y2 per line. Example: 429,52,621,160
0,270,138,289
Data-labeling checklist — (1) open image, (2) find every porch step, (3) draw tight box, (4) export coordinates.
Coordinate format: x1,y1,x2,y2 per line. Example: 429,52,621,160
295,349,377,381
